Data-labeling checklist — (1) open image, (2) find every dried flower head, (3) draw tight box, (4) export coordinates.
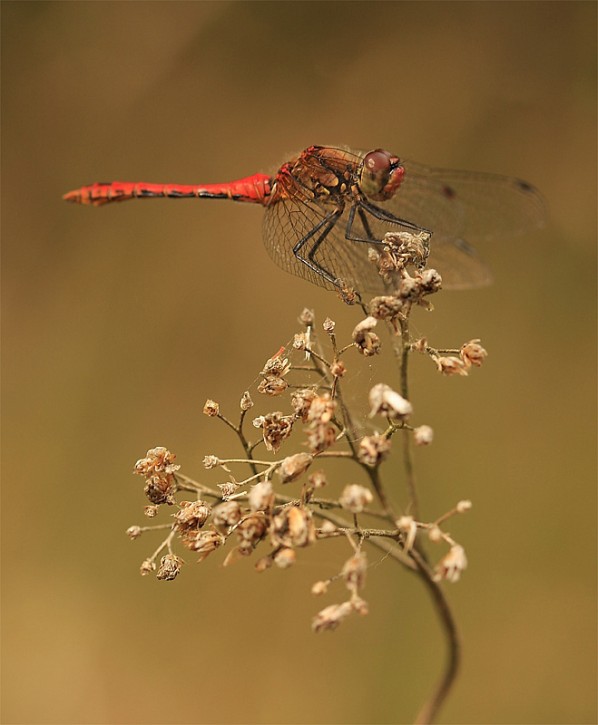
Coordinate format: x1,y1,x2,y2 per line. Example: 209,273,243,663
434,545,468,583
342,551,367,593
248,480,273,512
144,505,159,518
369,383,413,421
397,515,417,551
253,412,294,452
369,294,404,323
413,425,434,446
260,349,291,378
358,433,392,466
330,360,346,378
352,316,381,356
278,452,314,484
271,505,316,548
190,529,226,561
312,601,354,633
322,317,336,333
140,559,156,576
203,455,221,470
291,388,317,422
156,554,184,581
203,399,220,417
212,500,243,530
240,391,254,411
311,580,330,596
126,525,143,540
299,308,315,326
460,339,488,368
339,484,373,514
436,356,469,376
134,446,180,478
174,500,211,531
257,376,288,396
235,513,268,552
273,547,296,569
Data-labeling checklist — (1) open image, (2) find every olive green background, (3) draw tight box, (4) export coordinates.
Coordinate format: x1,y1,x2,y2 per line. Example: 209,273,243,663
2,2,596,724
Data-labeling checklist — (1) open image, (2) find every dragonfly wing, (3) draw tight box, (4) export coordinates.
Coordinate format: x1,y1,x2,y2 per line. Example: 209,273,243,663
263,199,387,293
376,159,546,288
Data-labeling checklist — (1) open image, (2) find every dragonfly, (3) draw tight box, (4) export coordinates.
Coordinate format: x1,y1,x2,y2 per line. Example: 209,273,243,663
63,145,545,294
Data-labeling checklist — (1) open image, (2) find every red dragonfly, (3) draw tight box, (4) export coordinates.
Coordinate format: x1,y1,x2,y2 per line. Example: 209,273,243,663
63,145,545,293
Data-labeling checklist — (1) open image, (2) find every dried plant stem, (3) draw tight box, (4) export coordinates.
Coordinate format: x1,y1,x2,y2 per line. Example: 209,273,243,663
398,314,420,519
410,549,460,725
397,314,459,724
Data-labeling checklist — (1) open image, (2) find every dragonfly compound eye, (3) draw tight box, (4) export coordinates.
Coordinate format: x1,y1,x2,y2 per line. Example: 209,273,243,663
360,149,404,201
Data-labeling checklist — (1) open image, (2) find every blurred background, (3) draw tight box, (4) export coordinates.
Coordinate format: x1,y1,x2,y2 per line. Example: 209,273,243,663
2,2,596,723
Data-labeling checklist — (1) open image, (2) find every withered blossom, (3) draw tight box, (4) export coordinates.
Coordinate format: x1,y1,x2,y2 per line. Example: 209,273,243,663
203,399,220,417
456,500,473,513
417,268,443,293
339,484,373,514
203,455,221,470
311,580,330,596
211,500,243,530
240,391,254,411
330,360,346,378
352,316,381,356
248,480,273,512
235,513,268,552
369,294,404,322
312,601,354,633
322,317,335,333
293,332,308,351
126,525,143,540
436,356,469,376
434,545,468,583
253,412,294,452
260,350,291,378
143,476,177,506
306,421,337,454
217,482,240,499
191,529,226,561
271,506,316,548
273,547,296,569
257,375,288,396
397,515,418,551
278,452,313,484
298,308,315,326
342,551,367,593
369,383,413,421
156,554,184,581
175,502,215,552
174,500,211,530
290,388,317,422
413,425,434,446
140,559,156,576
134,447,180,477
306,393,336,424
460,339,488,368
358,433,391,466
144,505,159,518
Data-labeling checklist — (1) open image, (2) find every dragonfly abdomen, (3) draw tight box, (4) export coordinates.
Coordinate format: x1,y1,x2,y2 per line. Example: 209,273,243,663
63,174,272,207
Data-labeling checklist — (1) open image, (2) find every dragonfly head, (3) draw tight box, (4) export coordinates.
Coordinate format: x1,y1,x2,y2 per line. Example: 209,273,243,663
359,149,405,201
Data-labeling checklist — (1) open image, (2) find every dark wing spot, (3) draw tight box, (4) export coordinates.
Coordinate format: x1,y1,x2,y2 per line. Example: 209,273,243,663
453,238,477,257
516,179,534,193
442,184,457,200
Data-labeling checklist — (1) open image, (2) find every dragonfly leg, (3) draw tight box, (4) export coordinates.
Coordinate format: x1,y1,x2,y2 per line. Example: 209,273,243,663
293,207,344,287
345,200,431,243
